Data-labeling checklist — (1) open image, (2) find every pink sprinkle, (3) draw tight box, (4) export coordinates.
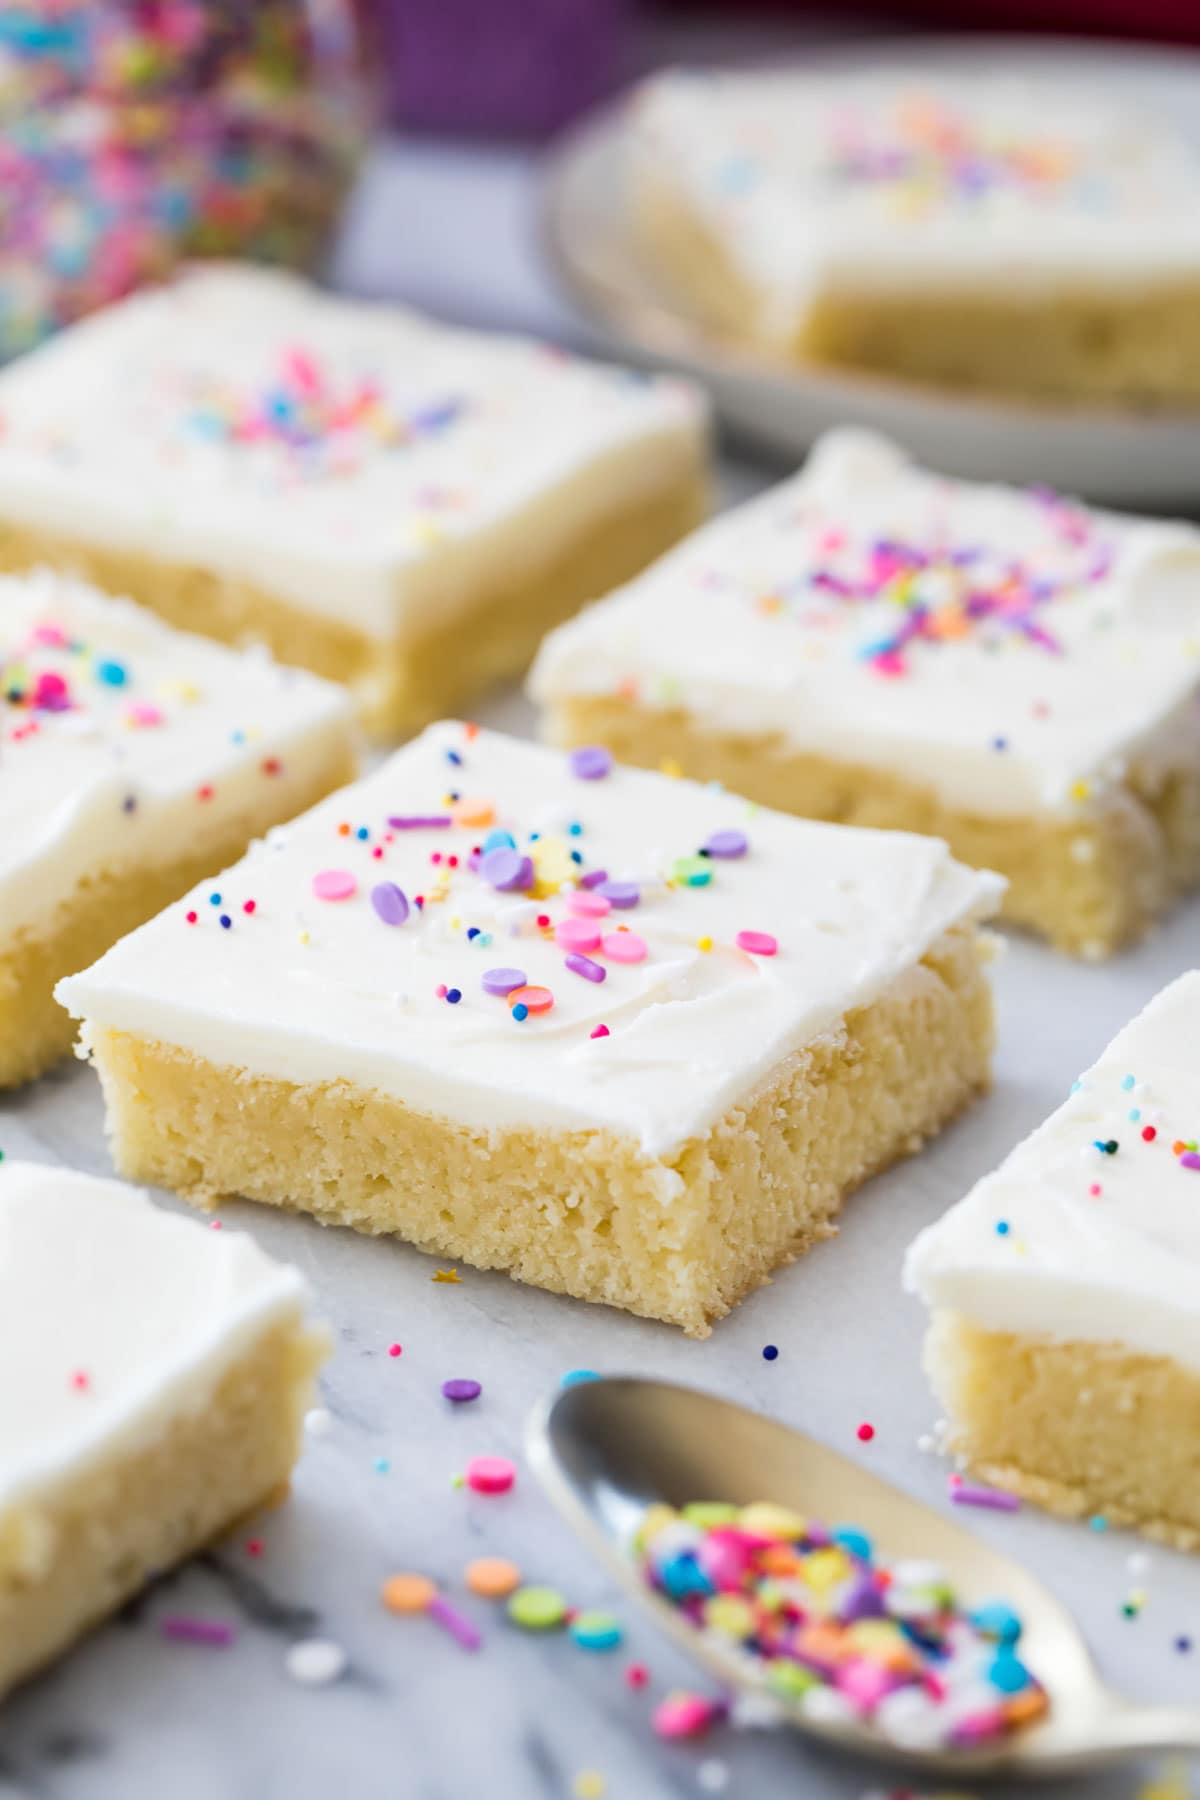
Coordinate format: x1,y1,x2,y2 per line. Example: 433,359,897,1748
601,931,647,964
736,930,778,957
313,869,357,902
465,1455,516,1495
556,916,602,953
590,1024,610,1039
653,1693,718,1740
567,891,612,919
388,1343,402,1358
1089,1183,1102,1197
126,701,165,727
161,1615,237,1648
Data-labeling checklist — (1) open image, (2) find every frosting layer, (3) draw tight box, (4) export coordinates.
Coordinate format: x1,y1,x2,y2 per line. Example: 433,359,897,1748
0,265,707,639
0,572,354,941
58,721,1002,1159
531,430,1200,819
0,1161,312,1511
905,972,1200,1372
633,67,1200,333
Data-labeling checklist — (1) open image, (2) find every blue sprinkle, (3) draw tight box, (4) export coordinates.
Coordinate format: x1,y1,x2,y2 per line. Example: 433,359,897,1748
1128,1108,1141,1122
374,1457,390,1474
996,1220,1010,1236
356,827,369,841
832,1527,872,1560
972,1602,1022,1644
481,829,516,854
991,736,1008,752
1120,1074,1135,1090
219,915,232,930
568,822,583,837
446,988,462,1004
512,1003,529,1022
988,1651,1032,1694
95,659,128,687
446,749,462,766
209,893,222,906
561,1369,600,1388
762,1344,779,1362
1089,1515,1108,1532
570,850,583,864
467,927,480,940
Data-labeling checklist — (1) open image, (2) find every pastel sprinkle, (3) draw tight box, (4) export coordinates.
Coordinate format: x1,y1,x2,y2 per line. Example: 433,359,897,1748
508,1585,567,1630
704,829,748,858
465,1557,522,1598
466,1455,516,1495
950,1478,1022,1513
673,854,712,886
565,953,607,983
479,846,533,891
570,746,613,780
160,1615,236,1647
387,815,452,830
442,1378,482,1403
508,985,553,1015
570,1611,624,1652
653,1693,719,1740
597,880,639,909
601,931,647,964
312,869,357,902
370,882,409,926
567,891,611,918
428,1594,483,1651
736,930,777,956
590,1023,610,1038
482,967,526,996
556,917,602,953
285,1639,347,1687
381,1573,436,1614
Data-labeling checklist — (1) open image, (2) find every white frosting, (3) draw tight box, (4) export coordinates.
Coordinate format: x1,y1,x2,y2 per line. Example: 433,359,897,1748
531,430,1200,819
57,721,1002,1161
0,1161,313,1513
0,571,355,942
633,67,1200,333
0,265,706,640
905,973,1200,1372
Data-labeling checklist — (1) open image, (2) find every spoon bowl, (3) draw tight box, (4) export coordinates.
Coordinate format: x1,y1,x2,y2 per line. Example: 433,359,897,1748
526,1376,1200,1779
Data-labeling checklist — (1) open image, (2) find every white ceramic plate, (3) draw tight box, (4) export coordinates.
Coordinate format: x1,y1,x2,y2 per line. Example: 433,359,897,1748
543,35,1200,508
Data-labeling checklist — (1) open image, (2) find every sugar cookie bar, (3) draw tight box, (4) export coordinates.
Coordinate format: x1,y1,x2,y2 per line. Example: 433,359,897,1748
630,68,1200,406
0,265,709,736
58,723,1002,1335
0,572,356,1087
532,430,1200,958
906,973,1200,1550
0,1161,327,1699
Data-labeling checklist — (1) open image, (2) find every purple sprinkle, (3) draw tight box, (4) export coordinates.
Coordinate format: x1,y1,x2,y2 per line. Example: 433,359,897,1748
428,1594,483,1652
160,1615,237,1647
479,846,533,892
704,829,748,859
565,952,606,983
370,882,410,926
579,867,608,890
949,1479,1022,1513
598,879,639,909
441,1378,482,1403
387,815,452,830
1180,1152,1200,1171
569,745,613,781
482,967,526,996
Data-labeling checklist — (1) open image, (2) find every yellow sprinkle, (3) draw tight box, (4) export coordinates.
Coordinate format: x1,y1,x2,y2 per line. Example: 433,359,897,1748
432,1269,462,1284
298,930,311,946
697,935,713,952
1069,779,1091,802
572,1773,606,1800
658,757,683,779
738,1502,806,1540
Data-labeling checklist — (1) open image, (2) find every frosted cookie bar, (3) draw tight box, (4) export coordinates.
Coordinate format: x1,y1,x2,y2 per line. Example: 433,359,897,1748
57,723,1002,1336
0,573,356,1087
532,430,1200,958
0,1161,327,1699
0,264,708,737
906,974,1200,1549
631,68,1200,406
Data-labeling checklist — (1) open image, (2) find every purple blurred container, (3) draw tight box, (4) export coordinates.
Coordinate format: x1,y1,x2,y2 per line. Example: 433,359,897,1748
376,0,632,137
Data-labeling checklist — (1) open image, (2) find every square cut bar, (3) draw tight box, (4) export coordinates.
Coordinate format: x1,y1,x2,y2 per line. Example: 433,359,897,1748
0,1161,327,1700
58,723,1002,1335
0,572,356,1088
532,429,1200,959
906,974,1200,1550
0,265,709,737
630,68,1200,406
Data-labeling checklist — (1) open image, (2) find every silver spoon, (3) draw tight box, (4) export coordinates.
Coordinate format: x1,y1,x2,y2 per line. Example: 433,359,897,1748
526,1375,1200,1780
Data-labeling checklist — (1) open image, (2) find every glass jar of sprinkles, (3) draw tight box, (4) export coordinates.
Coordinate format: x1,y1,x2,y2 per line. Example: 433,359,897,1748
0,0,370,360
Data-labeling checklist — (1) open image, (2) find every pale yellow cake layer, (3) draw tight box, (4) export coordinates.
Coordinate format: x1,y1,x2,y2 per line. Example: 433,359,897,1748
81,927,993,1336
0,746,357,1089
0,1313,325,1700
0,476,708,740
634,172,1200,408
543,697,1200,958
924,1311,1200,1552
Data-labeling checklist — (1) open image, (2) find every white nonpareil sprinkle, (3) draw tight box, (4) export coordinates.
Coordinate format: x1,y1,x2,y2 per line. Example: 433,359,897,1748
285,1638,347,1686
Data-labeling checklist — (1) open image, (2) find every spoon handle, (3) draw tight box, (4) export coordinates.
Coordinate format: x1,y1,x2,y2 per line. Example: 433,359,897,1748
1096,1701,1200,1756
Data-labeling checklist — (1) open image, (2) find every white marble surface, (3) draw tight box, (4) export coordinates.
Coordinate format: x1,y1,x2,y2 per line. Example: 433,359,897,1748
4,131,1200,1800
